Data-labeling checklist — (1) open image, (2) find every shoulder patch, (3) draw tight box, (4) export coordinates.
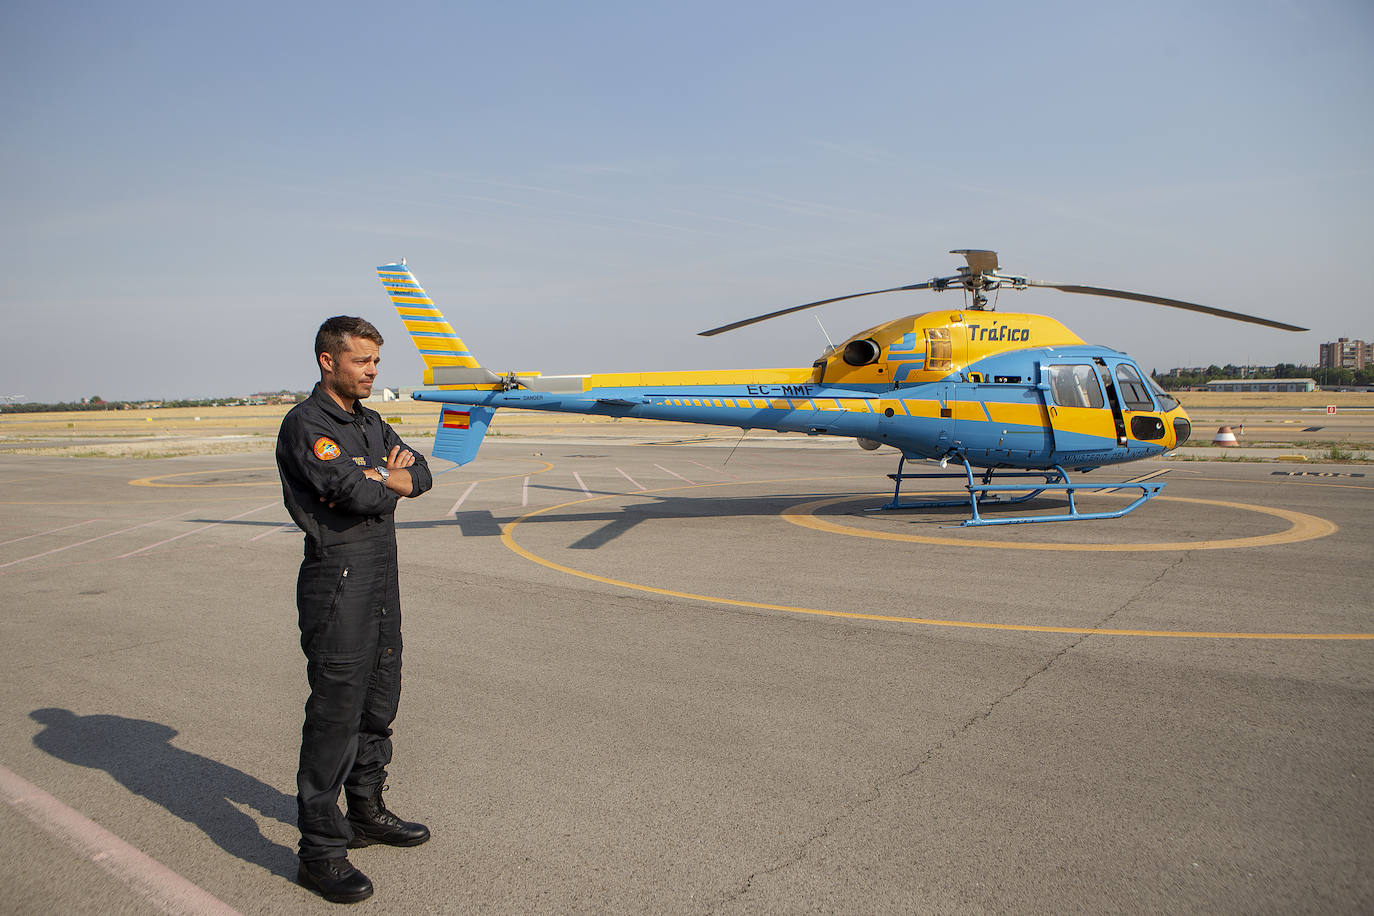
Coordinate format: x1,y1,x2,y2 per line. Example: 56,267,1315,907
313,437,341,460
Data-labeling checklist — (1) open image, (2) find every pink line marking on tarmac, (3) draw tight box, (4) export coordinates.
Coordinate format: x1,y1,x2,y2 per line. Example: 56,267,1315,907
117,503,276,559
0,519,97,547
0,764,243,916
616,468,644,490
654,464,695,484
448,482,477,516
0,511,194,570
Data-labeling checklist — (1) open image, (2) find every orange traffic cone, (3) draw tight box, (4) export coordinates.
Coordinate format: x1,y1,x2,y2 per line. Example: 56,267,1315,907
1213,425,1238,447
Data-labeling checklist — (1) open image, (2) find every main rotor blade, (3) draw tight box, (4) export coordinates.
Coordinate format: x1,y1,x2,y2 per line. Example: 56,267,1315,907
698,282,935,336
1029,281,1307,332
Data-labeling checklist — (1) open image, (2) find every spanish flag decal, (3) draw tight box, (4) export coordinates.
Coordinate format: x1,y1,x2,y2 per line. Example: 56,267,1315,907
441,407,471,430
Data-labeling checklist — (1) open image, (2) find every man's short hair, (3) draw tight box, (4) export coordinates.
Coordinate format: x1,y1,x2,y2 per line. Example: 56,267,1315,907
315,316,384,365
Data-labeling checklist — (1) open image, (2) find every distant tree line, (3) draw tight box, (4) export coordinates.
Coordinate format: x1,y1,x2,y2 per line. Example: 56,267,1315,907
1,393,308,412
1153,364,1374,389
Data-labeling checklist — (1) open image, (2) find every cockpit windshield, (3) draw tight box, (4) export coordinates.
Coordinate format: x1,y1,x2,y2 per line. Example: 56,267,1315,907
1146,375,1178,411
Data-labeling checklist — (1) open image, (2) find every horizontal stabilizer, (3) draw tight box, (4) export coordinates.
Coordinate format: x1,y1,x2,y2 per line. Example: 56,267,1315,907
428,367,587,392
432,406,495,465
430,366,505,386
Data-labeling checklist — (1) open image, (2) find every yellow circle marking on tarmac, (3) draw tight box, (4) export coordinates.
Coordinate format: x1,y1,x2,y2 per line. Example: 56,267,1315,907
430,458,554,489
130,467,277,488
783,493,1338,552
500,481,1368,640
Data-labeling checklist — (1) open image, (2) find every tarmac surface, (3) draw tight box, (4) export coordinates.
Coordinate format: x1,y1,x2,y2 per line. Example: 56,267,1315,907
1,437,1371,914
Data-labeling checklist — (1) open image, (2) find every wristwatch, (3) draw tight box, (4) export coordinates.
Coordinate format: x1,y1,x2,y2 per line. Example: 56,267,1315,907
376,466,390,482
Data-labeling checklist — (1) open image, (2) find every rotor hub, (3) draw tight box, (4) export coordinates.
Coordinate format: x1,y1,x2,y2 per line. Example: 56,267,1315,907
931,251,1027,310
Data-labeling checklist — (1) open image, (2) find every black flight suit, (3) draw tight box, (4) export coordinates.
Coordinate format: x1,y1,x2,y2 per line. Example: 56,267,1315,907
275,383,432,862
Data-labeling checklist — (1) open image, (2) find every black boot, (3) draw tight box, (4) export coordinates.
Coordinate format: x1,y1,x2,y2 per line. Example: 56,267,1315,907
346,785,431,848
297,856,374,904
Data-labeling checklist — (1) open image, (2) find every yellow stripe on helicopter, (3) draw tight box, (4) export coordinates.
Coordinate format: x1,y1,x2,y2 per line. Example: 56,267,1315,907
582,368,816,390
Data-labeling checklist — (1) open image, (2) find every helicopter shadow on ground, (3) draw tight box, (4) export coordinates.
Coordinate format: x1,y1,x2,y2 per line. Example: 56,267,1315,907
195,488,1053,549
29,708,298,880
453,491,867,549
192,490,882,549
445,489,1002,549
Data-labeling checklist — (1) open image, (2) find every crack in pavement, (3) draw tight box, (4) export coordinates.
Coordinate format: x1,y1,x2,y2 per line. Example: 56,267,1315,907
711,552,1191,913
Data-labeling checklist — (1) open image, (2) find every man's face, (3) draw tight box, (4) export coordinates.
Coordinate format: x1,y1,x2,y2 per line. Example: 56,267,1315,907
321,335,381,404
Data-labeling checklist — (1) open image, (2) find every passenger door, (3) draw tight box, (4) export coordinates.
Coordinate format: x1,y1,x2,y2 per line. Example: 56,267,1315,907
1041,362,1119,453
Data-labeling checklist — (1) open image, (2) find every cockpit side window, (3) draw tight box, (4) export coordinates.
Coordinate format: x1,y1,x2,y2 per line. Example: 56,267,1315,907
1114,364,1154,411
1048,364,1104,408
924,327,952,372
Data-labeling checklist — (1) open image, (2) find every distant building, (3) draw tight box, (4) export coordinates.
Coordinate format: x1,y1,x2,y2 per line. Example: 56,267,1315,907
364,387,399,403
1205,379,1316,393
1318,338,1370,371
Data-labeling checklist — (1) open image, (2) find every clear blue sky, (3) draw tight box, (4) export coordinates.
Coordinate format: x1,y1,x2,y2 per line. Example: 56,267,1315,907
3,0,1371,401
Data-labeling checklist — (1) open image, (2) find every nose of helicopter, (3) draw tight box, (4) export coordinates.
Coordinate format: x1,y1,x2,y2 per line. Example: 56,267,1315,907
1172,412,1192,449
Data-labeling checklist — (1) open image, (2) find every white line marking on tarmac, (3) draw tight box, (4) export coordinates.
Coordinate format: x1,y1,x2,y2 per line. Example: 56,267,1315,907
654,464,695,484
448,482,478,516
117,503,276,559
0,764,243,916
0,511,194,570
522,476,530,507
572,472,591,497
685,458,737,478
616,468,645,490
1106,468,1172,494
0,519,97,547
249,523,299,542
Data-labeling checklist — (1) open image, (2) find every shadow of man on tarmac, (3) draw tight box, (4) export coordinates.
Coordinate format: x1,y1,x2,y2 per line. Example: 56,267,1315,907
29,708,297,879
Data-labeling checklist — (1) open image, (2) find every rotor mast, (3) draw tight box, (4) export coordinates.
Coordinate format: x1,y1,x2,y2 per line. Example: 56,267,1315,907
937,249,1027,311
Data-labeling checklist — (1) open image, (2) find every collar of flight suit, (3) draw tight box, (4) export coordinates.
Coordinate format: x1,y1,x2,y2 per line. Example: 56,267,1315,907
310,382,371,426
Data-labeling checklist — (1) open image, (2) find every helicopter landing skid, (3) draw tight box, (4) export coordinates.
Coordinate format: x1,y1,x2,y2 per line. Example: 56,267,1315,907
874,456,1165,527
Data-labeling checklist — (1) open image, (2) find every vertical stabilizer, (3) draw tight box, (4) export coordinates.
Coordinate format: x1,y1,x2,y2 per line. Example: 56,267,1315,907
376,262,483,372
433,405,495,466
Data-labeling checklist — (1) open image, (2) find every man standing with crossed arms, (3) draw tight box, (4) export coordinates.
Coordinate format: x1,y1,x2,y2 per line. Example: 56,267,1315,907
276,316,433,903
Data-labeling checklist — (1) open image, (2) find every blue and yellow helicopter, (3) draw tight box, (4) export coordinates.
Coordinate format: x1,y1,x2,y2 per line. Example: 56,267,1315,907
377,250,1304,526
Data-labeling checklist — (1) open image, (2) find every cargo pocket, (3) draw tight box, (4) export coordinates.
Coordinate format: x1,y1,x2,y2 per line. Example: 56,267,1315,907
360,644,402,735
299,562,353,654
305,649,374,727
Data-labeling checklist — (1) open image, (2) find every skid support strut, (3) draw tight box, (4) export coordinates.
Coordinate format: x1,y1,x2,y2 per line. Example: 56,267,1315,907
876,455,1165,526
